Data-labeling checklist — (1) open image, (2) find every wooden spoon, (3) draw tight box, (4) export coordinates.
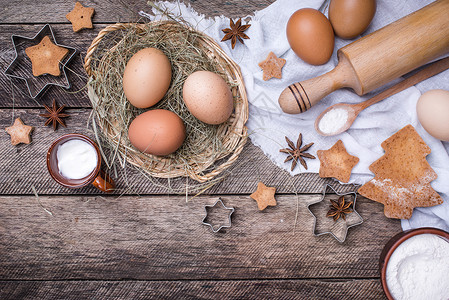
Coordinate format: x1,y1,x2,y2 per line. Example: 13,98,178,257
315,56,449,136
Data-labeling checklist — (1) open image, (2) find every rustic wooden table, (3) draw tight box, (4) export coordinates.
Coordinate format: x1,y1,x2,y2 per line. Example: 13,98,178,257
0,1,400,299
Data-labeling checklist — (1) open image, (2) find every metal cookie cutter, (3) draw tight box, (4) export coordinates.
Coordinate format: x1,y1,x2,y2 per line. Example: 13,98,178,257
4,24,78,99
202,198,235,233
307,184,363,243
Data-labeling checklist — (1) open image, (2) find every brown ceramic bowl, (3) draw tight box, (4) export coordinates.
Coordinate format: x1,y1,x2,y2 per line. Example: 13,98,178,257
47,133,102,189
379,227,449,299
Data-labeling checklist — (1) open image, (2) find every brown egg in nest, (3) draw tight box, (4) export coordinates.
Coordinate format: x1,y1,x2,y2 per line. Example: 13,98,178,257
128,109,186,156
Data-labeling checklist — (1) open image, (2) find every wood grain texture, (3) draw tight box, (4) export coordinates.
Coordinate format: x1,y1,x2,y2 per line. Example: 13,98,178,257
0,279,387,300
340,0,449,95
0,194,400,280
0,0,143,24
0,0,275,24
0,108,356,195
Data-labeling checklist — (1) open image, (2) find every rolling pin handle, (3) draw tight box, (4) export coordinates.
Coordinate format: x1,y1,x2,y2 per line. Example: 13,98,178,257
278,54,360,114
278,62,347,114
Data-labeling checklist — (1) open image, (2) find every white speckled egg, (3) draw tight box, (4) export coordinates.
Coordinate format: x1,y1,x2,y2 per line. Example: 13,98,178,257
182,71,233,125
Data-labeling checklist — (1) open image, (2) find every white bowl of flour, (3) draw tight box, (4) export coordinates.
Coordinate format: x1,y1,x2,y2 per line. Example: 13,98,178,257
380,228,449,300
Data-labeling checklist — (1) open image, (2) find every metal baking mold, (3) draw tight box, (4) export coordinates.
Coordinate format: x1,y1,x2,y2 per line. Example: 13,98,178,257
307,183,363,243
202,198,235,233
4,24,78,99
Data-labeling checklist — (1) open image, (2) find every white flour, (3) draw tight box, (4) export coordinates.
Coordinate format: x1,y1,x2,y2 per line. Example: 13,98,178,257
318,108,348,134
386,233,449,300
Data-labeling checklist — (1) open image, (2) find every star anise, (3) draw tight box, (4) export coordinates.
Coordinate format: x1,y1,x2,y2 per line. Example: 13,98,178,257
280,133,316,171
40,99,69,130
326,195,353,221
221,18,251,49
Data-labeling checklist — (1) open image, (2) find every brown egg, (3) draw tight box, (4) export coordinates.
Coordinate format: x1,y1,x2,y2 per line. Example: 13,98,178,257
182,71,233,125
128,109,185,156
286,8,334,65
329,0,376,39
417,89,449,142
123,48,172,108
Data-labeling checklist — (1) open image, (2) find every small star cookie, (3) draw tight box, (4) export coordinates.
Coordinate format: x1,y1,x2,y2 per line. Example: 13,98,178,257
25,36,69,77
5,118,34,146
250,182,277,210
66,2,95,32
258,52,286,81
317,140,359,183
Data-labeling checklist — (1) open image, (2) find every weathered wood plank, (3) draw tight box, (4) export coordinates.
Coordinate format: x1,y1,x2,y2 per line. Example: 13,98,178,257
0,0,274,24
0,0,143,24
0,194,400,280
0,108,357,195
0,279,387,300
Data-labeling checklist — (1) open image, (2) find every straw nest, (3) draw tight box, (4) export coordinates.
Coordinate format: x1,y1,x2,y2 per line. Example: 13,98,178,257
84,21,248,183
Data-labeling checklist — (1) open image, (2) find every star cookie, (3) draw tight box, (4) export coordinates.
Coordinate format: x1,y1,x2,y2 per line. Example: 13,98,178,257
25,36,69,77
66,2,95,32
317,140,359,183
358,125,442,219
5,118,34,146
250,182,277,210
258,52,286,81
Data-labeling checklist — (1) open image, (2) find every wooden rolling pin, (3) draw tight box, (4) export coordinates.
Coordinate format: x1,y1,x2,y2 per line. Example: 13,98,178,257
279,0,449,114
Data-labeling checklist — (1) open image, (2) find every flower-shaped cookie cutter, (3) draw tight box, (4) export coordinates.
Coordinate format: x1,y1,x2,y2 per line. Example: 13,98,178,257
307,184,363,243
4,24,78,99
202,198,235,233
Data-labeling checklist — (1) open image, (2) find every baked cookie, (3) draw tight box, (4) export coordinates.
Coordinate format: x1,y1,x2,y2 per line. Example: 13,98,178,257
258,52,286,81
25,36,69,76
66,2,95,32
250,182,277,211
317,140,359,183
5,118,34,145
358,125,443,219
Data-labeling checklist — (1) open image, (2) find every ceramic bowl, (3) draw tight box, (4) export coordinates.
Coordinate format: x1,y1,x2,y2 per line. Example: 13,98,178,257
379,227,449,299
46,133,102,189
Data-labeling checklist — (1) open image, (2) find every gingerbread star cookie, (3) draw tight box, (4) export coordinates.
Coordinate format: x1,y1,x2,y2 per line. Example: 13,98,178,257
66,2,95,32
358,125,442,219
317,140,359,183
250,182,277,211
25,36,69,77
258,52,286,81
5,118,34,146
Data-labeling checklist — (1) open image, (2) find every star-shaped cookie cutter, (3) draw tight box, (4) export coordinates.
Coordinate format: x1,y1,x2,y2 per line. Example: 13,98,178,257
202,198,235,233
4,24,78,99
307,184,363,243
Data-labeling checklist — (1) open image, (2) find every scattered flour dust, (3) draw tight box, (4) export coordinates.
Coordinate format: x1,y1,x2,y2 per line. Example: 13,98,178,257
371,172,436,208
371,178,410,203
386,234,449,300
318,108,348,134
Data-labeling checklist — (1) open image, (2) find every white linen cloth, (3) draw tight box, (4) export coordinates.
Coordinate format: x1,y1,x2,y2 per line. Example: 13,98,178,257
142,0,449,231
